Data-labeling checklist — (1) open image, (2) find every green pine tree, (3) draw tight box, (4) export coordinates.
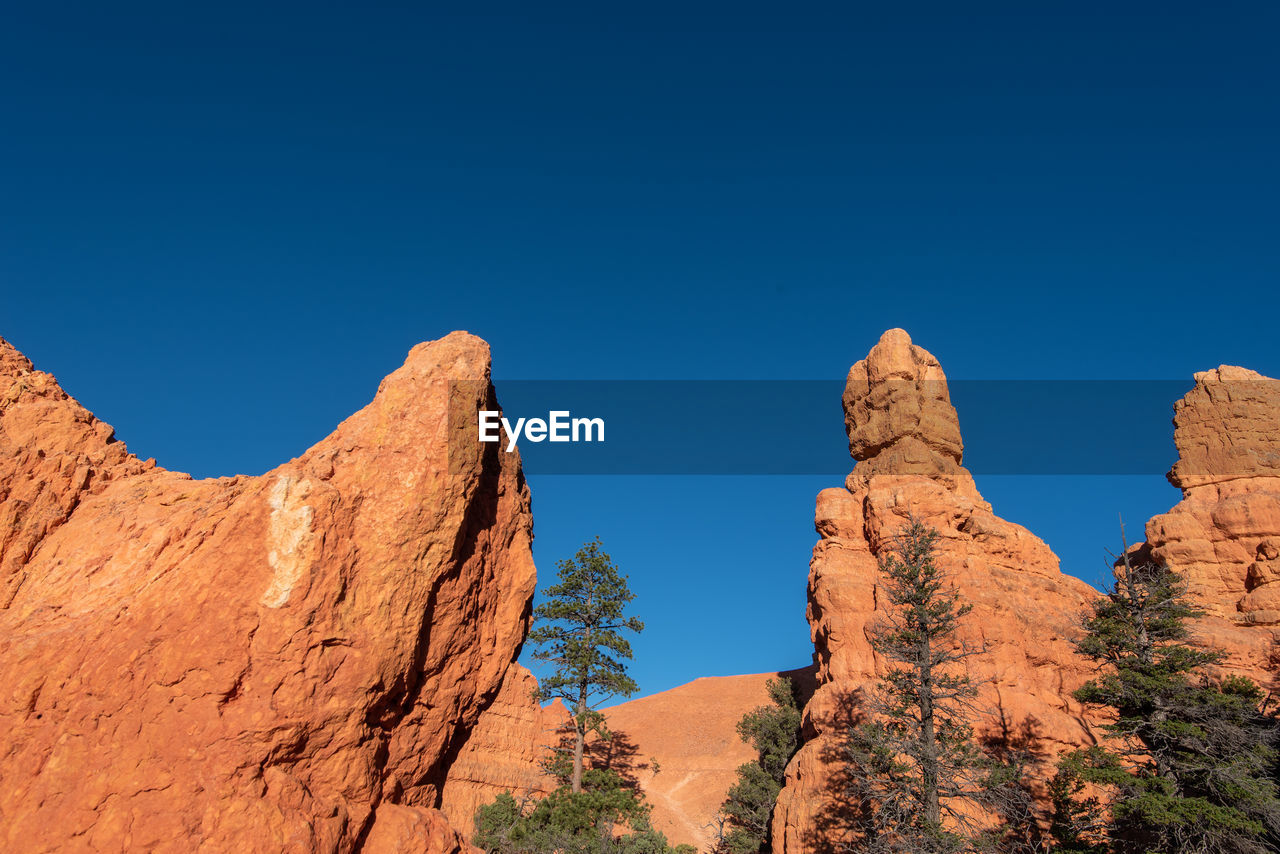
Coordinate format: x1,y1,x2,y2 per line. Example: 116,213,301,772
529,538,645,794
1052,542,1280,854
717,676,803,854
835,517,1018,854
473,768,672,854
1046,747,1111,854
475,539,686,854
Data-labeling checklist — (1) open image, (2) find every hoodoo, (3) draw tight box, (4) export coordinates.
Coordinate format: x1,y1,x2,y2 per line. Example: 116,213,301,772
1138,364,1280,680
772,329,1102,853
772,331,1280,852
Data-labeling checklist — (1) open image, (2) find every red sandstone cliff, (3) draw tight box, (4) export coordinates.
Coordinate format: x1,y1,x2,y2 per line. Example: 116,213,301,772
772,330,1102,853
0,333,543,853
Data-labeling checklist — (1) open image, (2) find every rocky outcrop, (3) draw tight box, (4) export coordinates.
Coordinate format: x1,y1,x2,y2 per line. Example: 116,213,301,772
0,332,537,853
598,668,817,851
773,330,1101,854
0,341,156,606
1140,365,1280,681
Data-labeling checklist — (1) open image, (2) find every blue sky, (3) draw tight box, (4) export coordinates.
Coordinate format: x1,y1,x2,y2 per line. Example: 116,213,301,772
3,2,1277,696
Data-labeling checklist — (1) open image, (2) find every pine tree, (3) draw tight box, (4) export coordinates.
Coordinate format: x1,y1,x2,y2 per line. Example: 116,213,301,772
473,769,674,854
717,677,803,854
474,538,673,854
529,538,645,794
836,517,1012,854
1053,543,1280,853
1046,748,1111,854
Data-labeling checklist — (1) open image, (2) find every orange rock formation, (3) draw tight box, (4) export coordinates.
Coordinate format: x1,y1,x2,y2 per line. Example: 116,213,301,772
0,333,540,853
4,326,1276,854
772,329,1103,854
1140,364,1280,683
772,333,1280,853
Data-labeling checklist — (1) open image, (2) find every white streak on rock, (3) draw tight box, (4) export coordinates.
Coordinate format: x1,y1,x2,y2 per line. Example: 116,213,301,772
260,475,314,608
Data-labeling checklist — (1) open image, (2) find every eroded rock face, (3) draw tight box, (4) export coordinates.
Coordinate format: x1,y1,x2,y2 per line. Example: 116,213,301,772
1141,365,1280,678
773,330,1101,854
0,333,535,853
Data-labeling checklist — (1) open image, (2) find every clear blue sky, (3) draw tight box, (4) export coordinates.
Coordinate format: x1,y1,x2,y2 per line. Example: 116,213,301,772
3,3,1277,696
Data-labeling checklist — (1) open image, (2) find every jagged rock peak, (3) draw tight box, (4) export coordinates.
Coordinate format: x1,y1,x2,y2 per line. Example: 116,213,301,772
842,328,964,475
1,337,157,604
1,336,34,375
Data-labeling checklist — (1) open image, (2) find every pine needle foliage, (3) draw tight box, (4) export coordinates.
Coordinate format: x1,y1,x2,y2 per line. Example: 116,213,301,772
1052,544,1280,854
837,517,1018,854
473,769,681,854
717,677,803,854
529,538,645,794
